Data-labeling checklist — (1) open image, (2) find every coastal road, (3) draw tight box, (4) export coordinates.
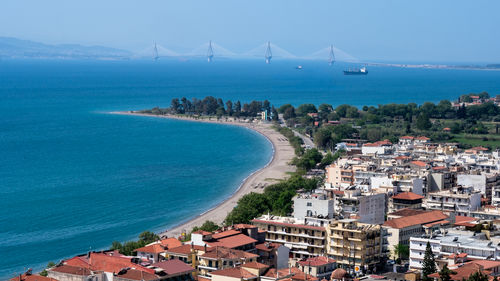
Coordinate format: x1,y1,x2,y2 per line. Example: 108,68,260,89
293,130,315,149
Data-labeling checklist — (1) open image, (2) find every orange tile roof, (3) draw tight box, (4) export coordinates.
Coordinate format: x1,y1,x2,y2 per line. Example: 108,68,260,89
242,261,270,269
88,252,156,274
233,224,257,229
166,244,205,255
211,267,257,279
207,233,257,249
470,260,500,270
410,160,427,167
115,268,158,281
201,246,258,260
470,146,489,151
423,220,449,227
383,210,448,229
135,243,165,254
416,136,430,141
160,237,182,248
392,191,424,200
298,256,336,267
212,229,241,239
50,264,92,276
428,262,491,281
400,136,414,140
388,208,427,217
152,259,195,275
255,242,282,252
432,166,447,171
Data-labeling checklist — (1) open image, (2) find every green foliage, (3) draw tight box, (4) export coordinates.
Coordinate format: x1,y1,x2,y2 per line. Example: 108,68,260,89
313,124,358,151
275,126,304,156
296,104,318,116
192,221,220,233
110,231,159,256
467,271,489,281
39,261,55,276
393,243,409,262
319,150,344,169
417,113,432,130
283,107,296,120
224,174,318,224
439,264,455,281
293,148,323,171
422,241,437,281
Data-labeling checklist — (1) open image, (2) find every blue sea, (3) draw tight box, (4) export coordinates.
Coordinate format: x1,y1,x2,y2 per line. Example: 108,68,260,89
1,59,499,278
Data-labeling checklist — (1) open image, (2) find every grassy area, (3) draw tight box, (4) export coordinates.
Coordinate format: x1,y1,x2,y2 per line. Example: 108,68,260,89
450,133,500,149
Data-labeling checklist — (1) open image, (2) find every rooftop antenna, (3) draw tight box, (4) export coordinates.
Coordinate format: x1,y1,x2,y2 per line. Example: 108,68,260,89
153,42,159,61
265,41,272,64
328,45,335,66
207,40,214,63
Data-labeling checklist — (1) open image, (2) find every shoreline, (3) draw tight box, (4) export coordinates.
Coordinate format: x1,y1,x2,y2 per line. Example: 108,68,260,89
110,111,296,238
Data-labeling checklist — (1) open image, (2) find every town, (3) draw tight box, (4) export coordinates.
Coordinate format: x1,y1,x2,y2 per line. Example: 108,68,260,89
16,95,500,281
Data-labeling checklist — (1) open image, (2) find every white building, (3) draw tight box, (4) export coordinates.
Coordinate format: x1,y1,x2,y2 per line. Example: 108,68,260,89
337,189,387,225
424,188,481,216
293,192,335,221
410,234,500,270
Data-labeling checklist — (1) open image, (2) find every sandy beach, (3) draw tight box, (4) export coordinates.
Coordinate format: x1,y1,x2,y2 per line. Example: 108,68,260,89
111,111,296,238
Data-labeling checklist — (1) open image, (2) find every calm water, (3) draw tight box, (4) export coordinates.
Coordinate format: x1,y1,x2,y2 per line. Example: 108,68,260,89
1,59,500,278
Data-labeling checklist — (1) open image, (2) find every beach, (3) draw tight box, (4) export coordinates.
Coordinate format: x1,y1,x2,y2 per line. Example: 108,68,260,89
111,112,296,238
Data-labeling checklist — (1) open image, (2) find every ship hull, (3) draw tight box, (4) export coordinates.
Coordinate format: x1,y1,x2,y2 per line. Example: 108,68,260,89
343,71,368,75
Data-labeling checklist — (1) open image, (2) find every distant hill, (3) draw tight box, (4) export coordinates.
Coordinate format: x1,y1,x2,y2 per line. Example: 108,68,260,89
0,37,132,59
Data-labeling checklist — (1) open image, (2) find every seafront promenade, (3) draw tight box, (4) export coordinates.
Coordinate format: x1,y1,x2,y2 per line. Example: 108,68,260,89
112,112,296,238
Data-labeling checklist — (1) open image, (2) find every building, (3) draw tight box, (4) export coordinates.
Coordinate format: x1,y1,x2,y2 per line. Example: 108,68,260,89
389,192,424,212
11,270,58,281
49,251,194,281
252,215,327,258
337,190,386,225
326,219,384,274
295,256,337,280
410,234,500,270
383,210,448,254
197,246,259,279
361,140,392,156
424,188,481,216
255,242,290,269
293,192,334,221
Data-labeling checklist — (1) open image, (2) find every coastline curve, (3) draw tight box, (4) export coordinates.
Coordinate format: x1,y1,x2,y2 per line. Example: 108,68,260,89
110,112,296,238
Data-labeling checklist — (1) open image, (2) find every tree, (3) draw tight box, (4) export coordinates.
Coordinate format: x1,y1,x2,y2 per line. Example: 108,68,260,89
283,107,296,120
296,104,317,116
139,231,159,244
192,220,219,232
417,113,432,130
226,100,233,116
278,104,293,113
234,101,242,117
393,243,409,263
293,148,323,171
439,264,454,281
467,271,489,281
271,106,279,121
171,98,181,114
39,261,56,276
422,241,437,281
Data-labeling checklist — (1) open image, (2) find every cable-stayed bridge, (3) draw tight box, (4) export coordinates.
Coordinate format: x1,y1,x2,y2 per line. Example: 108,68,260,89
306,45,359,63
134,43,180,59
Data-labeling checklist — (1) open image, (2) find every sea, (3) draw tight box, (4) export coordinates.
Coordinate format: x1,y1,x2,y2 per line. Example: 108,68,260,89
1,59,500,278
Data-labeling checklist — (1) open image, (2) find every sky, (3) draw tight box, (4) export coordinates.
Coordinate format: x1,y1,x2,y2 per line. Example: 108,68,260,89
1,0,499,63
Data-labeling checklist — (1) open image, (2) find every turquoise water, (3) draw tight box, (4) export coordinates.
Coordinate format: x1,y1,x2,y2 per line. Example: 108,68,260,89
1,59,500,278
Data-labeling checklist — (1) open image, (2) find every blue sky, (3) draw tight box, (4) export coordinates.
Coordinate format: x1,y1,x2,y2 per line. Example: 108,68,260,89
1,0,499,63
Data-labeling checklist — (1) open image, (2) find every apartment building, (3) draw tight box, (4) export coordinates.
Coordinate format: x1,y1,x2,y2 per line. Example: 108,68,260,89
252,215,327,258
389,192,424,212
337,190,386,225
424,188,481,216
410,234,500,270
293,192,334,222
327,219,384,274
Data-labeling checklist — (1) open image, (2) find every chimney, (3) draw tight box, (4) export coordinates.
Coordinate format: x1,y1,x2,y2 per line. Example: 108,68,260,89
191,242,194,250
204,244,207,252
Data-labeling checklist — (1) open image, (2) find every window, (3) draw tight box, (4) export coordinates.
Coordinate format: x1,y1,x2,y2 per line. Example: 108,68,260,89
307,202,312,207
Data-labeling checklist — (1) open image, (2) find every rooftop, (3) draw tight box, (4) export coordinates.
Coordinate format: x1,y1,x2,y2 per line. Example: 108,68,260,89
392,191,424,201
383,210,447,229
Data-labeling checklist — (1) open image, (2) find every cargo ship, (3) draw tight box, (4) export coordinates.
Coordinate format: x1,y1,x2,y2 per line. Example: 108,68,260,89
344,66,368,75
